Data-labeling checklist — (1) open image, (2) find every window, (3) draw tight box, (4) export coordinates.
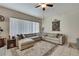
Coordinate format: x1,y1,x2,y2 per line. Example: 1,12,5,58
10,18,39,36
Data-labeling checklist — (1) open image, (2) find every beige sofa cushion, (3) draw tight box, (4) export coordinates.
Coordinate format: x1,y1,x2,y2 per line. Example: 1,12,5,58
18,38,34,45
47,33,57,38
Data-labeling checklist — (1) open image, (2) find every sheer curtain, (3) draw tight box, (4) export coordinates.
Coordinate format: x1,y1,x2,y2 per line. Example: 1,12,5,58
10,18,39,36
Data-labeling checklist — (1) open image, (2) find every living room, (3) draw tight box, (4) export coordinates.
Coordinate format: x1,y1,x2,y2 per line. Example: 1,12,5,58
0,3,79,56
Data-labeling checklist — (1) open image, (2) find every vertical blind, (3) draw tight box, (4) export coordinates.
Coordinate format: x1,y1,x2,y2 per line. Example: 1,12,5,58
10,18,39,36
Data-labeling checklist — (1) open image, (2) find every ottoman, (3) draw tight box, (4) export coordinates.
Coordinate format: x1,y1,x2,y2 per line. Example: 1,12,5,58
18,38,34,50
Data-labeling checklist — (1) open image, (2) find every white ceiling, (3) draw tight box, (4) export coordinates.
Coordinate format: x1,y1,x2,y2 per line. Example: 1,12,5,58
0,3,79,18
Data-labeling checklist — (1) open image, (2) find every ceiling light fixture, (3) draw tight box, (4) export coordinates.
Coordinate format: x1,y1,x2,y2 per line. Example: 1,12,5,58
41,4,46,8
35,3,53,11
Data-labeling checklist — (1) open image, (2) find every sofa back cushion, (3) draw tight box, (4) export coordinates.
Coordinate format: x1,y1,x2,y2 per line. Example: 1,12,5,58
47,33,57,38
45,33,63,38
24,33,37,38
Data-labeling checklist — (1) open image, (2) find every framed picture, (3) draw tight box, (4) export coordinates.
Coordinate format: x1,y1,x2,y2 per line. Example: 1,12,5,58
52,20,60,31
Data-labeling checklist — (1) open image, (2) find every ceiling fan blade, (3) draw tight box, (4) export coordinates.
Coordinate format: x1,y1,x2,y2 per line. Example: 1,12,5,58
35,5,40,8
47,4,53,7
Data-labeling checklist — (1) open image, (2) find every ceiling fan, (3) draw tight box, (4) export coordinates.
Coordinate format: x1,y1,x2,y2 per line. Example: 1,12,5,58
35,3,53,11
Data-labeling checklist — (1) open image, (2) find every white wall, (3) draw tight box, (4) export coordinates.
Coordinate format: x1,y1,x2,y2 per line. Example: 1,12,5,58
0,16,9,38
43,12,79,43
0,6,42,39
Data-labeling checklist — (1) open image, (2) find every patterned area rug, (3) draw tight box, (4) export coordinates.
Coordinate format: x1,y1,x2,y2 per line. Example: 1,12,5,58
10,41,57,56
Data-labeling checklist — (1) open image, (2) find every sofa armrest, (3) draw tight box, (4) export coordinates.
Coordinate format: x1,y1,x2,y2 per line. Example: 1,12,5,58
58,35,65,44
16,37,19,47
59,36,63,42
